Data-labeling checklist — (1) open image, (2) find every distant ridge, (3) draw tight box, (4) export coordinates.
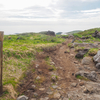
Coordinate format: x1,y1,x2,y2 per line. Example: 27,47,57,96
56,30,82,35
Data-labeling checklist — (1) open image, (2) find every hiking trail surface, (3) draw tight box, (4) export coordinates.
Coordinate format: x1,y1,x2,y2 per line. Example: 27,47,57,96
17,39,100,100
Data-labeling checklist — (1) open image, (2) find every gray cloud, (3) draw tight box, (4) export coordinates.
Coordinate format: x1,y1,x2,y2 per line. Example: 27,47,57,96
0,4,4,8
0,0,100,34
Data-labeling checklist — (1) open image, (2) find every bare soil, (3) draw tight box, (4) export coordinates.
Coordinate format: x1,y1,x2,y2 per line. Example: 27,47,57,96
17,39,98,100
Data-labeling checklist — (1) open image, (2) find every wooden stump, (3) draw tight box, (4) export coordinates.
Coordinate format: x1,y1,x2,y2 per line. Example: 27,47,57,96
0,31,3,95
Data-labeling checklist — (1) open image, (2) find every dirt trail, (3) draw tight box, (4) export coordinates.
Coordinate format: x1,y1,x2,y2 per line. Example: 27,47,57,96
17,39,100,100
48,39,78,88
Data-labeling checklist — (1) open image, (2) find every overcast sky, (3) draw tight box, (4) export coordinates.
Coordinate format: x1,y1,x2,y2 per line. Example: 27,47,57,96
0,0,100,34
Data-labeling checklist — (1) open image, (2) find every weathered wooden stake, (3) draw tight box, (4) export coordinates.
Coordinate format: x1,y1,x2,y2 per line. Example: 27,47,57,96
0,31,3,95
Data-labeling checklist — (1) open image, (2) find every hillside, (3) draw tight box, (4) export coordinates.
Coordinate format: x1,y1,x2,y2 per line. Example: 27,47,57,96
67,30,82,34
56,30,82,35
1,28,100,100
1,33,65,100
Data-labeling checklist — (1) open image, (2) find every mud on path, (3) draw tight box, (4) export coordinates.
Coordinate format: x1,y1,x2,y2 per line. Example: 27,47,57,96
17,39,86,100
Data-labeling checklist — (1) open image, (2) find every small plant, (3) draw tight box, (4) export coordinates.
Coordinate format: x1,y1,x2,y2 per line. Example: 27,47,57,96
68,43,73,48
73,33,82,38
51,75,58,82
45,56,50,61
76,75,90,81
3,90,9,95
75,46,85,52
32,68,35,72
34,76,45,84
88,48,98,56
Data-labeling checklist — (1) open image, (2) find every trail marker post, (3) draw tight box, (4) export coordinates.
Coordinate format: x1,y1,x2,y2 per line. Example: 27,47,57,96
0,32,3,95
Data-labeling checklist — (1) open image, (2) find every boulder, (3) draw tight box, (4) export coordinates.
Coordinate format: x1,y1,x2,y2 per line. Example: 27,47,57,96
63,98,69,100
81,36,90,39
73,43,98,49
68,35,74,39
75,49,89,58
71,39,75,43
46,31,55,36
82,57,92,65
17,95,28,100
93,50,100,63
16,37,24,40
53,92,61,99
96,63,100,69
85,71,97,82
75,71,97,81
92,30,100,38
71,83,77,87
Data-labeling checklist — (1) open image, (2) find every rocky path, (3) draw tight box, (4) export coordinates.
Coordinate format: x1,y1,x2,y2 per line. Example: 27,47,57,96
17,39,100,100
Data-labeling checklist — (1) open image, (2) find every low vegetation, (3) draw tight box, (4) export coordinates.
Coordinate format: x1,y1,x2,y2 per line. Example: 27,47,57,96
1,33,66,100
1,27,100,99
73,28,100,43
76,75,90,81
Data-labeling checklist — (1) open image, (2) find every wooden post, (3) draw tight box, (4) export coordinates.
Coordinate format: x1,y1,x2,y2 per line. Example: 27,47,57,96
0,31,3,95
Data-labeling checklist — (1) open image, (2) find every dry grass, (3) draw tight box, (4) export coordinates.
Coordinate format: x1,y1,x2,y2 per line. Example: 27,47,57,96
4,84,17,99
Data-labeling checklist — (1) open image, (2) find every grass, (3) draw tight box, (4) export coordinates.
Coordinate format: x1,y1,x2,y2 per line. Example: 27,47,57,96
88,48,98,56
76,75,90,81
75,46,85,52
83,48,98,57
73,27,100,43
68,43,73,47
0,33,66,99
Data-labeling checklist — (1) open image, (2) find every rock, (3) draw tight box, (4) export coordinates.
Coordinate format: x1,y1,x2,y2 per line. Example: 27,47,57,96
40,97,49,100
39,88,45,91
96,63,100,69
92,30,100,38
83,88,90,94
62,42,66,45
75,49,89,58
63,97,69,100
84,66,92,71
68,35,74,39
74,61,78,64
51,62,55,65
70,54,74,57
17,95,28,100
71,83,77,87
36,64,39,68
73,43,98,49
86,71,97,82
36,76,41,80
81,36,90,39
64,51,68,53
93,50,100,63
37,69,42,74
72,73,74,76
71,39,75,43
46,31,55,36
52,85,58,89
16,37,23,40
53,92,61,99
51,76,57,82
82,57,92,65
57,87,61,90
83,85,96,94
31,85,36,88
79,82,84,86
46,88,53,95
78,67,83,70
33,93,38,97
75,71,97,81
31,98,36,100
75,71,87,77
